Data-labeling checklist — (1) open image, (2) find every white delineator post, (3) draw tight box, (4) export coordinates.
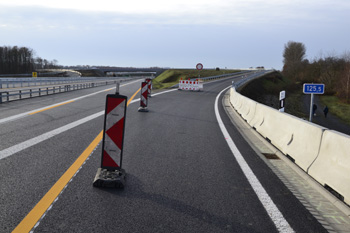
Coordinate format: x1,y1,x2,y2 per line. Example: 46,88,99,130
279,90,286,112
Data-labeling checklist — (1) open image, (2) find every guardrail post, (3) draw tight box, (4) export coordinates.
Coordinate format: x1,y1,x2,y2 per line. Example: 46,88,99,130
0,92,2,103
46,87,49,95
39,88,41,96
6,92,9,102
19,90,22,99
30,89,32,97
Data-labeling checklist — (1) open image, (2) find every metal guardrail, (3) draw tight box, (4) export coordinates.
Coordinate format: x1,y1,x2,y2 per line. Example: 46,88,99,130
171,70,269,88
232,70,274,88
197,70,252,81
0,77,120,89
0,79,129,103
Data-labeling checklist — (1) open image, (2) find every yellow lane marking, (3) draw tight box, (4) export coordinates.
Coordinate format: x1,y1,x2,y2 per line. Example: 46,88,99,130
28,100,75,115
27,86,140,116
128,87,141,105
12,88,140,233
12,131,103,233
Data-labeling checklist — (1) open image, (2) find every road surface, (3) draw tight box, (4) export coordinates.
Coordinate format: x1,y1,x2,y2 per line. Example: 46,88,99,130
0,76,328,232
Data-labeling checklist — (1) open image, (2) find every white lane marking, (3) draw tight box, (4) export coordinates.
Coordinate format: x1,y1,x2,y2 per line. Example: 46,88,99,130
215,86,294,233
129,88,177,104
0,80,140,125
0,88,177,161
0,111,104,161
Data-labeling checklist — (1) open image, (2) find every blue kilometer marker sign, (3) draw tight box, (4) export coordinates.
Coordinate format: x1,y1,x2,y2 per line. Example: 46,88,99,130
303,83,325,94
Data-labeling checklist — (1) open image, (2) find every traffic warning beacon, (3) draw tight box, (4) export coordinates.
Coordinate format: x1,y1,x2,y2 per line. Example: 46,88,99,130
138,81,149,112
145,78,152,97
93,82,127,188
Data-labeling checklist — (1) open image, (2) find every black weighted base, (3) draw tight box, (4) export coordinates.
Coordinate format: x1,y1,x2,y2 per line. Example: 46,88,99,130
93,168,126,188
138,107,149,112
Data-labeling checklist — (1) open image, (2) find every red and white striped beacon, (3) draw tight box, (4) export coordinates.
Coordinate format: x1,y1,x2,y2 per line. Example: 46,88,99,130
145,78,152,98
93,82,127,188
138,81,149,112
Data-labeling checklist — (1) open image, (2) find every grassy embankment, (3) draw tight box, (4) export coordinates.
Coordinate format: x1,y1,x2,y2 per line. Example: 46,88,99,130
240,71,350,125
320,96,350,125
240,71,308,118
152,69,240,89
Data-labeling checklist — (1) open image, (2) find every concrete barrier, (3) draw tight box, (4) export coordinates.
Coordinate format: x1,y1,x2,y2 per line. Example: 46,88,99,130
256,105,325,171
228,86,350,206
229,88,242,111
229,87,326,172
308,130,350,204
240,97,257,123
248,102,265,129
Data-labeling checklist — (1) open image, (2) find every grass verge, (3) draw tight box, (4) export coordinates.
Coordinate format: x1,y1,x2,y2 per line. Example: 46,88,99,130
320,96,350,125
240,71,350,124
240,71,307,119
152,69,240,89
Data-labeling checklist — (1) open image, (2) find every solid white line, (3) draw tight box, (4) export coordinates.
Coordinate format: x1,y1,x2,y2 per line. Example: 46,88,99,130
214,86,294,233
0,79,140,125
128,89,177,104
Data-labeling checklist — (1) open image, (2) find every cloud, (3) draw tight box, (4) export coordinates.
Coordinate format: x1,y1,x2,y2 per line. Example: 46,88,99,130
0,0,349,69
1,0,350,28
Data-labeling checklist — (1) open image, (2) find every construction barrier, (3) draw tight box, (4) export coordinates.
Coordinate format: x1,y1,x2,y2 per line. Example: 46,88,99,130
138,81,149,112
255,103,325,171
229,87,350,205
94,93,127,188
178,79,203,91
146,78,152,97
308,130,350,203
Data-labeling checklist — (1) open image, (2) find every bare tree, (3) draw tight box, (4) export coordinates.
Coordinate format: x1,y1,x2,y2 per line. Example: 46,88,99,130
282,41,307,80
340,51,350,103
0,46,60,74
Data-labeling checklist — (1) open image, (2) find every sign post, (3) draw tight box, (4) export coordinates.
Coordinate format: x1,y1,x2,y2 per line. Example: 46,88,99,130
303,83,325,122
196,63,203,79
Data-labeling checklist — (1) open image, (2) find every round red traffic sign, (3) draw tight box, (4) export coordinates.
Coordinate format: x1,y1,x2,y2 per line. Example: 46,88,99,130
196,63,203,70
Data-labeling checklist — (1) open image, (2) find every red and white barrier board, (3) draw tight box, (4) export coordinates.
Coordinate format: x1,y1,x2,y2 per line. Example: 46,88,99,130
178,80,203,91
138,81,149,112
101,94,127,169
146,78,152,97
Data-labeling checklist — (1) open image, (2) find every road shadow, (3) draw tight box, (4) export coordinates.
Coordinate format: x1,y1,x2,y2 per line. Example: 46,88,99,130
95,173,271,233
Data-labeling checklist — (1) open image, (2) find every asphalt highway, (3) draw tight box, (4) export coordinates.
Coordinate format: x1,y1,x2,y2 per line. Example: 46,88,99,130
0,77,327,232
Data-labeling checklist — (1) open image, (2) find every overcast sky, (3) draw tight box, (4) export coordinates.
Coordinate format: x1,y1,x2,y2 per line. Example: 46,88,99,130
1,0,349,70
